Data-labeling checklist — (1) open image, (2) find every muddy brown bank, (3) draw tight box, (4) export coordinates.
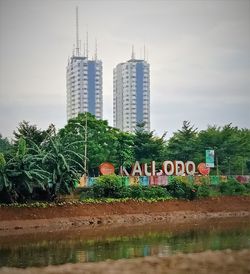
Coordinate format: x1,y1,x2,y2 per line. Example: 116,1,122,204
0,196,249,236
0,196,249,274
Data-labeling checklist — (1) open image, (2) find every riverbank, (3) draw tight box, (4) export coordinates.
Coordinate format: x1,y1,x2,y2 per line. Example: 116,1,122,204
0,196,249,236
0,249,249,274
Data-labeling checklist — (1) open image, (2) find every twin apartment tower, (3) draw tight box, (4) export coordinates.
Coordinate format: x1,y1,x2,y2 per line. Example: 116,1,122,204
66,52,150,132
66,8,150,133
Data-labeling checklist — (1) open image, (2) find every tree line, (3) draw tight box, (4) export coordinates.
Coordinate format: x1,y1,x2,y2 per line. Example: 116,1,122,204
0,113,249,203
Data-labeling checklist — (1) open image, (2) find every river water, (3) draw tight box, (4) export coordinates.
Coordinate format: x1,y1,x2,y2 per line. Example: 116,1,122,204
0,218,250,268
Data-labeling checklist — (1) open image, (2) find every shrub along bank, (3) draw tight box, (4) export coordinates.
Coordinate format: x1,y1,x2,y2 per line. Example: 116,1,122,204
79,175,250,202
0,177,249,207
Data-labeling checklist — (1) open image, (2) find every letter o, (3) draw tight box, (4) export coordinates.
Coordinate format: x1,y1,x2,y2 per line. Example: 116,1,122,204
162,161,174,175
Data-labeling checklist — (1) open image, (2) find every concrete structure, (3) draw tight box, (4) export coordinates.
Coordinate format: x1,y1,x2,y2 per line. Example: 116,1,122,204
113,53,150,132
66,56,103,120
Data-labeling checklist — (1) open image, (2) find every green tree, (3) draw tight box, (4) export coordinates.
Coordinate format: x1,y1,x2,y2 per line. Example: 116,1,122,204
0,134,12,155
165,121,199,162
197,124,250,175
134,123,166,164
111,129,135,169
59,113,118,176
13,121,56,147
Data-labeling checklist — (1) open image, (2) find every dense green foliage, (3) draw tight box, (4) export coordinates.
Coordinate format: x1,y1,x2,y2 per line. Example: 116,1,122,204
92,175,127,198
166,177,197,200
79,175,249,201
218,178,247,196
59,114,135,176
129,185,170,199
0,131,83,202
80,175,171,200
0,134,12,155
134,123,166,164
165,122,250,175
13,121,56,147
166,121,199,162
0,114,250,203
196,184,211,198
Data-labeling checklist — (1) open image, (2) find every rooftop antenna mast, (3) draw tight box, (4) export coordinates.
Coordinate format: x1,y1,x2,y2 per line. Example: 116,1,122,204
86,30,89,58
83,42,86,57
144,44,146,60
75,6,80,56
131,45,135,59
95,38,98,60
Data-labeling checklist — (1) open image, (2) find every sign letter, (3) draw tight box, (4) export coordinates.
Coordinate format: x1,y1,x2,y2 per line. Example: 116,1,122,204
174,161,185,176
162,161,174,175
131,161,142,176
185,161,196,175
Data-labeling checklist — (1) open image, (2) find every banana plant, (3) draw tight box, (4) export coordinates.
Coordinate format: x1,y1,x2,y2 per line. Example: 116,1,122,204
0,153,15,202
42,135,84,198
3,137,50,202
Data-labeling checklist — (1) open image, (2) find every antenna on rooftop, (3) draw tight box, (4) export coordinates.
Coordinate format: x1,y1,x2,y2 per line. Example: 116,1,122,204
86,30,89,58
131,45,135,59
144,44,146,60
95,38,98,60
83,42,86,57
75,6,80,56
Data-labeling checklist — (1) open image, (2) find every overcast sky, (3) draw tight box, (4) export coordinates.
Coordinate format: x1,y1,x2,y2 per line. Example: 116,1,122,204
0,0,250,139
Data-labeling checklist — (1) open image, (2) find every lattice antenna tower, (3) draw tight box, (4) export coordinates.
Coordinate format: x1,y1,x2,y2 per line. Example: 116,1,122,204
95,38,98,60
131,45,135,59
75,6,80,56
86,30,89,58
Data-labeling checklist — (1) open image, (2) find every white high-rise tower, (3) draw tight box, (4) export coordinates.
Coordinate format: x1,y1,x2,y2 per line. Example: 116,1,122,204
66,7,103,120
113,49,150,132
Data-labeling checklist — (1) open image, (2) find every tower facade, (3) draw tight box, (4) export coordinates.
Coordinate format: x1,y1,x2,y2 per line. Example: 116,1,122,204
113,56,150,132
66,56,103,120
66,7,103,120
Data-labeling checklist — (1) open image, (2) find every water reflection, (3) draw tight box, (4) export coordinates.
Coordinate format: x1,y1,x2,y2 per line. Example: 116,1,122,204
0,220,250,268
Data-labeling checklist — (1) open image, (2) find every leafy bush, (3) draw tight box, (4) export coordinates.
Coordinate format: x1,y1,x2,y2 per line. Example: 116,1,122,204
79,187,95,199
139,186,170,199
93,175,128,198
128,185,170,199
129,185,143,198
218,178,246,195
244,183,250,194
197,184,211,198
166,177,197,200
88,175,171,200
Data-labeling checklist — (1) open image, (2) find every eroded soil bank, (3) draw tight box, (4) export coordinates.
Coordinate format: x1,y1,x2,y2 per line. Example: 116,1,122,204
0,196,250,236
0,249,249,274
0,197,250,274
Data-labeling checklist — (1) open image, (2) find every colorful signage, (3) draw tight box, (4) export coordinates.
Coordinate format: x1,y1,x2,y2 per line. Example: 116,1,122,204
206,149,215,168
119,160,210,176
197,162,210,176
99,162,115,175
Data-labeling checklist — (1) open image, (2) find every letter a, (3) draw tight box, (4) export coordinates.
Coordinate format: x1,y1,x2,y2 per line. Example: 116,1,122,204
131,161,142,176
